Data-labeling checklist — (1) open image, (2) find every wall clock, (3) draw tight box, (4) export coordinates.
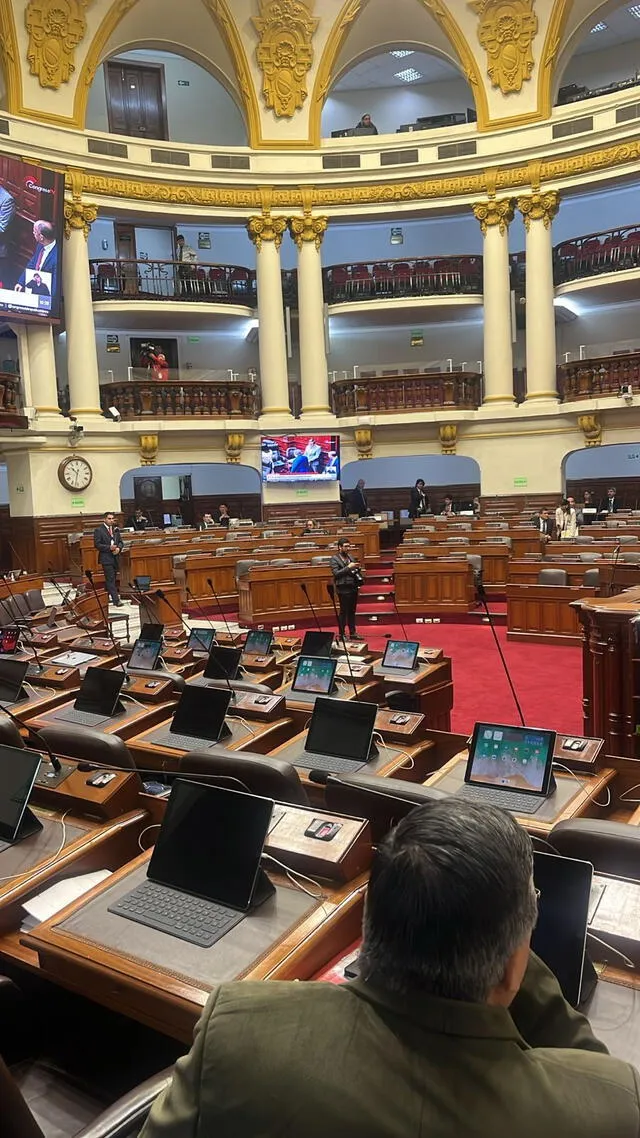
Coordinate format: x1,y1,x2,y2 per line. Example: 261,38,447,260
57,455,93,492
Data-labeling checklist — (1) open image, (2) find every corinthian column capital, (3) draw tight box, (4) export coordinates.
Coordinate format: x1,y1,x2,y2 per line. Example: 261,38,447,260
63,199,98,240
517,190,560,231
288,213,328,251
472,197,515,236
247,211,287,251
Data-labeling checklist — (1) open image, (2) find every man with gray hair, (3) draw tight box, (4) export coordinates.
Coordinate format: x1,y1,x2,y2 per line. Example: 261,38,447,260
141,800,640,1137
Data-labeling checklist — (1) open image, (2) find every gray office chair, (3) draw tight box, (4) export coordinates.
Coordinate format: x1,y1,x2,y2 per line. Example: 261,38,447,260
397,552,426,561
235,559,261,578
485,521,509,529
622,552,640,564
537,568,568,585
294,542,319,549
583,568,600,587
548,819,640,881
179,750,309,806
215,547,234,556
579,534,595,543
24,589,45,613
618,535,639,543
445,536,470,544
0,719,25,749
35,726,139,771
311,555,332,565
270,558,295,566
578,552,603,562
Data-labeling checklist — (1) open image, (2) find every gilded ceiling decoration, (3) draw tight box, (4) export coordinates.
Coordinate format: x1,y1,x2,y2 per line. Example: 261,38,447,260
469,0,538,94
26,0,89,89
252,0,320,117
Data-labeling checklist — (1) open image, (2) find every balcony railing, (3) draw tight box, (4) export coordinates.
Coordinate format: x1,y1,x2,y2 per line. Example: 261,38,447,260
554,226,640,285
101,378,261,419
90,259,257,305
558,352,640,402
323,255,483,304
332,371,482,415
0,372,27,427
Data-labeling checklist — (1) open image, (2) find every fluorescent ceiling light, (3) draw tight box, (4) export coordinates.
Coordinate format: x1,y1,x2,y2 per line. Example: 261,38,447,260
394,67,423,83
628,4,640,17
590,21,607,32
554,296,582,316
389,50,414,58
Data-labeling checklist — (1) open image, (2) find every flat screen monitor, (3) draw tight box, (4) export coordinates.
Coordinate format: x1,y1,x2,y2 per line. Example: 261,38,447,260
261,435,340,483
140,623,164,643
0,658,28,703
0,627,20,655
187,627,216,654
204,645,242,681
147,781,273,910
128,638,162,672
465,723,556,799
169,686,231,744
306,697,377,762
300,631,333,658
291,655,337,696
133,576,152,593
0,746,41,844
244,630,273,656
0,155,65,323
74,667,125,716
382,640,419,670
532,852,593,1007
163,513,172,526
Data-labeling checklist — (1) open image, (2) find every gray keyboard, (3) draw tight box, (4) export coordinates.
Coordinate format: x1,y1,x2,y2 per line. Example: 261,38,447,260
375,665,420,677
299,752,367,773
152,728,219,752
108,880,244,947
55,708,113,727
455,784,544,815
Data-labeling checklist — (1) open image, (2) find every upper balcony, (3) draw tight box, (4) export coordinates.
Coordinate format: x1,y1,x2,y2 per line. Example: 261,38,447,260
554,226,640,288
323,256,483,308
90,259,257,306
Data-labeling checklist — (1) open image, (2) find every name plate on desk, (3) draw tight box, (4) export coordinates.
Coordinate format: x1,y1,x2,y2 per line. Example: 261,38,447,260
375,709,425,740
37,665,81,690
266,805,372,882
235,692,286,720
71,638,116,655
163,647,194,664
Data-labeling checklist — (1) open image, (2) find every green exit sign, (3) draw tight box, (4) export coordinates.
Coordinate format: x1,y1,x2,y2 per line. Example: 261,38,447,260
513,477,528,488
295,488,310,498
71,497,85,508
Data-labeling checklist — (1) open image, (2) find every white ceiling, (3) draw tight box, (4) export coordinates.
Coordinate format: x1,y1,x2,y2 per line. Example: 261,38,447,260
332,51,461,92
574,4,640,54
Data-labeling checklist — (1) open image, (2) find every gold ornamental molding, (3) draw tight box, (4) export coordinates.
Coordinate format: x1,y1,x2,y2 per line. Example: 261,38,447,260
247,211,287,251
577,414,602,448
517,189,560,229
225,432,244,464
63,187,98,239
469,0,538,95
439,424,458,455
419,0,488,126
288,213,328,250
0,0,22,113
310,0,366,146
26,0,89,90
354,427,373,459
139,434,159,466
253,0,319,119
472,196,515,235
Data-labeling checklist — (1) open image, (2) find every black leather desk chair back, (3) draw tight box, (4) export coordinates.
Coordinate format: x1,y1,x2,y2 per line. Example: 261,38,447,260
0,718,25,750
549,818,640,881
179,749,309,806
36,726,138,771
325,773,445,842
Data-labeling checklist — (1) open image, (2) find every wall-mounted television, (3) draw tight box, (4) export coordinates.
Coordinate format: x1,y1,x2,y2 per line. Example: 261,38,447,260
261,435,341,483
0,153,64,323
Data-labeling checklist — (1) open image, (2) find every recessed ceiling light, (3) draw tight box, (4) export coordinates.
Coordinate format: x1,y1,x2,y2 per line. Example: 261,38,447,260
628,4,640,17
389,50,414,59
590,21,608,32
394,67,423,83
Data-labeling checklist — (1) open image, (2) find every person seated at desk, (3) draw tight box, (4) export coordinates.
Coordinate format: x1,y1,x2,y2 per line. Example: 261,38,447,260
350,478,370,517
129,507,150,531
141,799,640,1138
354,113,378,135
556,498,579,540
580,489,596,525
199,513,215,530
218,503,231,529
599,486,620,517
303,518,317,534
441,494,455,517
531,508,553,540
409,478,429,519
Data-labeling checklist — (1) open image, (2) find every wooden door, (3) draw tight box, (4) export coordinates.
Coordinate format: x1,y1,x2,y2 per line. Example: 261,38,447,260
105,61,168,141
114,223,138,296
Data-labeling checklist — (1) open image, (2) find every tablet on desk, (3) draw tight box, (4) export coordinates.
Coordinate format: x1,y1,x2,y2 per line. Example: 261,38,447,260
291,655,337,696
382,640,420,671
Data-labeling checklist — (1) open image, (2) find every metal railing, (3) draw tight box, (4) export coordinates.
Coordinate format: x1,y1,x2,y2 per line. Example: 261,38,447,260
101,378,261,419
332,371,482,415
554,226,640,285
558,352,640,402
323,254,483,304
89,259,257,305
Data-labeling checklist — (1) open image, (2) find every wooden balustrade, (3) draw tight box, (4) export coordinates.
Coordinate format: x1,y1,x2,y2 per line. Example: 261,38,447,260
101,379,261,420
0,371,27,427
332,372,482,416
558,353,640,401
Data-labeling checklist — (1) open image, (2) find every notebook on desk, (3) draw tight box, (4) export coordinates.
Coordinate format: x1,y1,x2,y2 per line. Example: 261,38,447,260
290,655,337,703
455,722,556,816
298,696,379,775
55,667,126,727
108,780,275,947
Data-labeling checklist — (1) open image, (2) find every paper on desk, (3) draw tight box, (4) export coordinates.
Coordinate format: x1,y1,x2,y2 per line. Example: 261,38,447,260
589,879,640,942
21,870,112,929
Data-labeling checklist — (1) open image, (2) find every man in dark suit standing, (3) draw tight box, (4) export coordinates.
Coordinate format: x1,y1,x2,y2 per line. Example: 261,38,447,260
531,508,553,540
330,537,363,640
93,511,123,606
350,478,369,517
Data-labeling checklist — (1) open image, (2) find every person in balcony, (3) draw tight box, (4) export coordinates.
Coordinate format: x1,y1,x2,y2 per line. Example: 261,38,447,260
409,478,429,519
149,349,169,383
355,113,378,135
175,233,198,297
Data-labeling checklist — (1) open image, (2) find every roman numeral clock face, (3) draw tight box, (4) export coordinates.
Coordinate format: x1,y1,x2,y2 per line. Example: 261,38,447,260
58,456,93,491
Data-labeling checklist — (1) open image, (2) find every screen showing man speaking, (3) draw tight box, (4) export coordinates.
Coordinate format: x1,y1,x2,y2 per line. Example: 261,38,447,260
0,154,64,323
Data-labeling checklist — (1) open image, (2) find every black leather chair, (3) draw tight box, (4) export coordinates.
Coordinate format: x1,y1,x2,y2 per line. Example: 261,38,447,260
385,690,420,713
548,818,640,880
179,749,309,805
35,726,139,772
198,677,275,697
0,718,25,749
325,773,446,842
76,1069,173,1137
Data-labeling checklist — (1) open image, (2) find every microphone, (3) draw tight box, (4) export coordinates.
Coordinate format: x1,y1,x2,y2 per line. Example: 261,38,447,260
608,542,622,598
300,582,324,633
475,577,525,726
0,700,71,783
327,583,359,701
154,588,236,703
389,587,410,643
8,541,29,576
205,578,236,641
185,583,218,641
84,570,130,686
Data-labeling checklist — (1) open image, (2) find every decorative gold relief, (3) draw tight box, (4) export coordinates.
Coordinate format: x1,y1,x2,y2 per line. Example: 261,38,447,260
469,0,538,94
288,212,328,250
252,0,319,118
247,212,287,251
26,0,88,90
577,415,602,448
225,432,244,464
63,199,98,240
517,189,560,229
354,427,373,459
439,424,458,455
139,434,159,466
472,196,515,235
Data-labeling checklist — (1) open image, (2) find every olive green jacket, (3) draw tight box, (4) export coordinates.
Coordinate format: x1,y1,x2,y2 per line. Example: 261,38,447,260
141,954,640,1138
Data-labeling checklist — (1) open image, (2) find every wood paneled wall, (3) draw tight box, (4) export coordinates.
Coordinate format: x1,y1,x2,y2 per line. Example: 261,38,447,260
565,477,640,509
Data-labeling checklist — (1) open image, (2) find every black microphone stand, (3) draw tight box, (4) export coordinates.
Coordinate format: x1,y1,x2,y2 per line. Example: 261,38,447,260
300,583,324,634
327,584,360,701
84,570,130,686
155,589,237,703
0,700,75,787
476,578,525,727
205,578,236,641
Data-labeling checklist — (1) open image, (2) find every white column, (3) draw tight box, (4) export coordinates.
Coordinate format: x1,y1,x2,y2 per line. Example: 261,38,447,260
247,213,291,417
518,191,560,402
473,198,515,405
289,213,330,416
62,199,101,417
25,324,60,414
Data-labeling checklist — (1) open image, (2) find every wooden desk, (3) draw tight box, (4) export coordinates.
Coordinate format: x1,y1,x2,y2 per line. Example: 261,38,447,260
270,730,437,801
506,583,597,644
394,559,475,614
371,658,454,730
397,544,510,589
126,714,296,773
508,558,615,588
8,683,83,725
239,564,337,627
23,855,367,1041
424,754,617,838
25,696,177,743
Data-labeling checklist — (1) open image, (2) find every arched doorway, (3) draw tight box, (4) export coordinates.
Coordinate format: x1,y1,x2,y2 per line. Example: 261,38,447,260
119,462,262,528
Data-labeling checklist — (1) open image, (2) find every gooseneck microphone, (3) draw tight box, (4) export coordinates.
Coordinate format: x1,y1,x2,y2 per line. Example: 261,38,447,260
327,583,360,702
476,577,525,727
390,589,410,643
84,570,130,686
185,584,218,640
608,541,622,599
205,577,235,641
0,699,63,777
154,588,236,703
300,582,324,633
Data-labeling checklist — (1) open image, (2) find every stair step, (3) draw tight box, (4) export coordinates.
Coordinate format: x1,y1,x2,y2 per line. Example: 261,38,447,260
357,602,396,615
